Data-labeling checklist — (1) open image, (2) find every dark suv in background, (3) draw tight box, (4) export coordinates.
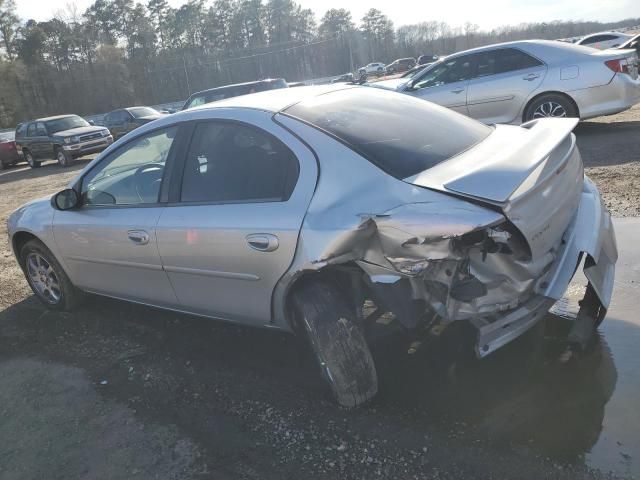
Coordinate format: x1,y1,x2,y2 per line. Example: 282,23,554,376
385,57,416,74
182,78,288,110
103,106,164,140
15,115,113,168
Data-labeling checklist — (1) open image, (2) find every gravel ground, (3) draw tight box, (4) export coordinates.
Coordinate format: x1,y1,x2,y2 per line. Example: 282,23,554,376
0,106,639,479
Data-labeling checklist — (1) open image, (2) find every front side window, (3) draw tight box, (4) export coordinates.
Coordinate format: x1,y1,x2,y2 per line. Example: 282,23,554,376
473,48,543,77
27,124,37,137
412,56,472,89
82,127,178,206
180,122,299,203
36,122,47,136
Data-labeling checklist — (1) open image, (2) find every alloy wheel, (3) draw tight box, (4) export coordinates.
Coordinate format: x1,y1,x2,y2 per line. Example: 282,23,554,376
533,101,567,118
26,253,62,304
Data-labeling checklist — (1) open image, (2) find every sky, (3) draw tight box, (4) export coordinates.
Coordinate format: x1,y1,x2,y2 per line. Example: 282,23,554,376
13,0,640,31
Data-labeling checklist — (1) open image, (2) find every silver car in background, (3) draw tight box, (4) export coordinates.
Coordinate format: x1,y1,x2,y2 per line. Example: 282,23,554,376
7,86,617,407
373,39,640,124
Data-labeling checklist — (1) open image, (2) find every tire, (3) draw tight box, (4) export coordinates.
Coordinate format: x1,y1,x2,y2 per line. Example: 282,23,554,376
524,93,578,122
292,280,378,407
20,239,81,311
55,146,72,167
24,150,41,169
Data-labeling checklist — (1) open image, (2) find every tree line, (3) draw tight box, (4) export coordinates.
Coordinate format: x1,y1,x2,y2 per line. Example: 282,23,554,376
0,0,637,128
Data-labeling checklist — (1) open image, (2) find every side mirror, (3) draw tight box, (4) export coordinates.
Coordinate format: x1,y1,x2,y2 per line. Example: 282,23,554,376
52,189,80,211
89,120,95,126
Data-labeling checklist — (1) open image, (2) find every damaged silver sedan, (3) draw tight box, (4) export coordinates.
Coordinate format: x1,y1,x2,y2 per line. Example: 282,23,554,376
7,86,617,407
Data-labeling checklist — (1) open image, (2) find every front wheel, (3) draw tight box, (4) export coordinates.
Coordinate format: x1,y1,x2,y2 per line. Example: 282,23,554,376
20,239,81,311
55,147,72,167
24,150,41,169
524,94,578,122
292,280,378,407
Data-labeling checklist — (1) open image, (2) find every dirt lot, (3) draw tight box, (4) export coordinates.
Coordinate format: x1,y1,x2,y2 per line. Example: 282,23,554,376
0,107,639,479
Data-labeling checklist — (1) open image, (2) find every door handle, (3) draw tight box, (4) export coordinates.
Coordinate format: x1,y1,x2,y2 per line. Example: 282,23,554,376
450,88,465,94
127,230,150,245
246,234,279,252
523,73,540,81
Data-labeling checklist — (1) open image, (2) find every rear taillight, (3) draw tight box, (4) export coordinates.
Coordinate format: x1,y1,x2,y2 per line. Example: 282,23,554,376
605,58,631,74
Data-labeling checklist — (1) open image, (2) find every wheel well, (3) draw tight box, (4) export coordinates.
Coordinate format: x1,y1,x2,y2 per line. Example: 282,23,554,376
522,91,580,122
284,265,365,332
12,231,38,262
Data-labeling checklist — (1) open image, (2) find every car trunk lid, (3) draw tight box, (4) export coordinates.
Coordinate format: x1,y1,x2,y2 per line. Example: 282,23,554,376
407,118,583,259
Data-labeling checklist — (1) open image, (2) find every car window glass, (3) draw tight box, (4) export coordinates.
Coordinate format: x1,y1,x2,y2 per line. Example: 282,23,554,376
413,56,472,89
27,124,36,137
16,124,27,138
82,127,177,206
36,122,47,136
180,122,299,203
474,48,542,77
582,35,609,44
186,96,206,109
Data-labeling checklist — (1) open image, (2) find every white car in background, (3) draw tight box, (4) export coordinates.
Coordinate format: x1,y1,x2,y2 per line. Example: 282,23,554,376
372,39,640,125
358,62,387,76
577,31,633,50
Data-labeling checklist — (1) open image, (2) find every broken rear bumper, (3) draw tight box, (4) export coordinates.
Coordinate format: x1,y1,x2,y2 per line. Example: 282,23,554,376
474,176,617,357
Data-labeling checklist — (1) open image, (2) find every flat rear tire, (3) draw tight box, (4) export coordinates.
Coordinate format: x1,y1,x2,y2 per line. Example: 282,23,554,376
292,280,378,407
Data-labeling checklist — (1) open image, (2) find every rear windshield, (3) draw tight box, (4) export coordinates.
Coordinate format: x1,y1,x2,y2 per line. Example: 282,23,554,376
284,87,492,179
184,80,287,110
129,107,159,118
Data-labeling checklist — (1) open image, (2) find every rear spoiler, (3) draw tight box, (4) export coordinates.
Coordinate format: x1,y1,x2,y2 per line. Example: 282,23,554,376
408,117,579,204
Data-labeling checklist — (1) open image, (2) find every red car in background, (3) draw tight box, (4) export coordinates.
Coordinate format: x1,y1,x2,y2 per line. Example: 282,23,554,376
0,131,21,170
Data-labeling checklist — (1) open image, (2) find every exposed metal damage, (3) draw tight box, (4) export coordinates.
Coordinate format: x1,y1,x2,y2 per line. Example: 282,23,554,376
298,200,567,356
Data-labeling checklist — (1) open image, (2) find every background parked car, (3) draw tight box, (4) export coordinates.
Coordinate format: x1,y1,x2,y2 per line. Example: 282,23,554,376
577,31,632,49
331,73,355,83
0,131,21,170
358,63,387,76
15,115,113,168
104,106,164,140
417,54,439,65
385,57,416,74
373,39,640,125
182,78,288,110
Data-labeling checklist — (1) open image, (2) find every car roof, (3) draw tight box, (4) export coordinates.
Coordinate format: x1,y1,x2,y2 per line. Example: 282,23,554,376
187,84,354,114
34,114,78,122
442,39,597,59
189,79,285,98
581,31,630,39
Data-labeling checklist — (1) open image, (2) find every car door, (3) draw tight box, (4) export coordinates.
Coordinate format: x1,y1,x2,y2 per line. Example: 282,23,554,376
29,122,50,159
466,48,547,124
155,110,318,326
52,125,184,307
406,55,473,115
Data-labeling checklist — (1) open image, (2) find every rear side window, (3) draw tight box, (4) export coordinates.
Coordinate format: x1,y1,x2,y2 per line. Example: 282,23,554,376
180,122,299,203
474,48,543,77
15,124,27,138
27,124,37,137
284,87,492,179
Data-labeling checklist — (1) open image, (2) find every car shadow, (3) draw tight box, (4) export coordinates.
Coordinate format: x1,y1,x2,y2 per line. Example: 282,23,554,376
0,291,622,466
